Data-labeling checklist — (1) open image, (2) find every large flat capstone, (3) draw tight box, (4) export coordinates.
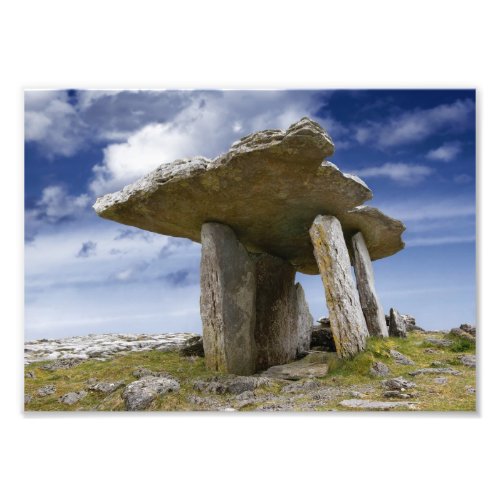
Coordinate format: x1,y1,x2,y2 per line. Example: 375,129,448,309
94,118,405,274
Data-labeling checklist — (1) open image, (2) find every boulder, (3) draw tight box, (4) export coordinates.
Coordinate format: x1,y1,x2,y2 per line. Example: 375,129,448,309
381,377,416,391
389,308,407,338
449,328,476,343
123,376,180,410
179,336,205,357
458,354,476,367
261,353,333,380
351,231,388,337
460,324,476,336
94,118,405,275
310,215,369,358
88,380,125,394
59,391,87,405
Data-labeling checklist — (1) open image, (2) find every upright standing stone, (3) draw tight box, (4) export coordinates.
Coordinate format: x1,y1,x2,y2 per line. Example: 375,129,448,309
200,223,257,375
295,283,313,354
309,215,369,358
389,308,407,338
253,254,298,371
351,232,388,337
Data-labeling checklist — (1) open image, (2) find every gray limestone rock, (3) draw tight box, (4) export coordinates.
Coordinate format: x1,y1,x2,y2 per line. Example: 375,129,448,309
370,361,390,377
309,215,369,358
123,376,180,411
351,231,388,337
409,368,461,376
262,353,332,380
423,337,453,347
94,118,405,275
458,355,476,367
295,283,313,354
37,385,56,397
381,377,416,391
389,349,415,365
24,394,32,404
192,376,271,395
88,380,125,394
433,377,448,385
389,308,407,338
59,391,87,405
317,316,330,325
449,328,476,343
179,336,204,357
253,253,298,370
200,222,257,375
460,324,476,336
339,399,417,410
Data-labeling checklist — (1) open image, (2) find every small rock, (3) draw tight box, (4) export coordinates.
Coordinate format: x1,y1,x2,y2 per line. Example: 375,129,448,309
24,394,32,404
381,377,416,391
409,368,461,376
433,377,448,385
281,379,321,394
123,376,180,410
88,380,125,394
59,391,87,405
339,399,417,410
180,336,204,357
370,361,390,377
458,355,476,367
389,349,415,365
465,386,476,395
349,390,366,398
86,378,98,386
383,391,414,399
430,361,448,367
25,371,36,379
37,385,56,397
423,348,438,354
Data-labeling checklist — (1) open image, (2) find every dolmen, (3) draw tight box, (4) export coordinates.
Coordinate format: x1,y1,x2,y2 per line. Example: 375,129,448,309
94,118,405,375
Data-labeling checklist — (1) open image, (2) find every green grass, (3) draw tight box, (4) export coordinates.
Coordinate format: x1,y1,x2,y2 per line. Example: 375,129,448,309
24,331,476,412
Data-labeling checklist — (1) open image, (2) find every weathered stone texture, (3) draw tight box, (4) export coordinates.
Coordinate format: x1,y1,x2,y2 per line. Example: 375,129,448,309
295,283,313,354
94,118,405,275
309,215,369,358
389,308,407,338
351,231,388,337
253,253,298,371
200,223,257,375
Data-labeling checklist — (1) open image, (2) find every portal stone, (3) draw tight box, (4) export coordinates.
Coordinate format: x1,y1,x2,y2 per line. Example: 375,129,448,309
200,223,256,375
309,215,369,358
351,231,388,337
295,283,314,354
253,253,298,371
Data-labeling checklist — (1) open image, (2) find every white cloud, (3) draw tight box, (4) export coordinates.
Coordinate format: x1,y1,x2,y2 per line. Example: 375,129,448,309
354,99,474,149
426,141,462,161
405,235,475,247
89,91,336,195
347,162,433,185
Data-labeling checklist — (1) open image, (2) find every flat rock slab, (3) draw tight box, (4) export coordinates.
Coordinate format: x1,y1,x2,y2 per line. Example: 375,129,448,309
339,399,418,410
94,118,405,274
261,353,334,380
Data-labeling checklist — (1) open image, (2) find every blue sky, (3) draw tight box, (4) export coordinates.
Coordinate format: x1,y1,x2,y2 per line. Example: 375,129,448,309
24,89,476,339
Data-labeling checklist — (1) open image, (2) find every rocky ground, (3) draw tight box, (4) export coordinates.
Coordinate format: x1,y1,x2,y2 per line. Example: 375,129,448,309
24,327,476,412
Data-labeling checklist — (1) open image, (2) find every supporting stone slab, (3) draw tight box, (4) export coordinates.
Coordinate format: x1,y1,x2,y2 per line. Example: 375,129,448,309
253,253,298,371
200,223,256,375
295,283,313,354
351,232,389,337
309,215,369,358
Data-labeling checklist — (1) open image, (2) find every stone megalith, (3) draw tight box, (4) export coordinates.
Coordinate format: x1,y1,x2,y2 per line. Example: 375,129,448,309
351,231,388,337
200,223,257,375
295,283,314,354
309,215,369,358
93,116,406,373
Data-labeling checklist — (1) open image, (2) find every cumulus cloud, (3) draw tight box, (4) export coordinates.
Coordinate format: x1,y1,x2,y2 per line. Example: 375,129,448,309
353,99,474,149
84,91,339,194
426,141,462,161
76,241,97,258
347,163,434,185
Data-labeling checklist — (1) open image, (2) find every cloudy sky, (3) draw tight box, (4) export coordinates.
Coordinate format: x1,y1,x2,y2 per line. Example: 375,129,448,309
24,89,476,339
